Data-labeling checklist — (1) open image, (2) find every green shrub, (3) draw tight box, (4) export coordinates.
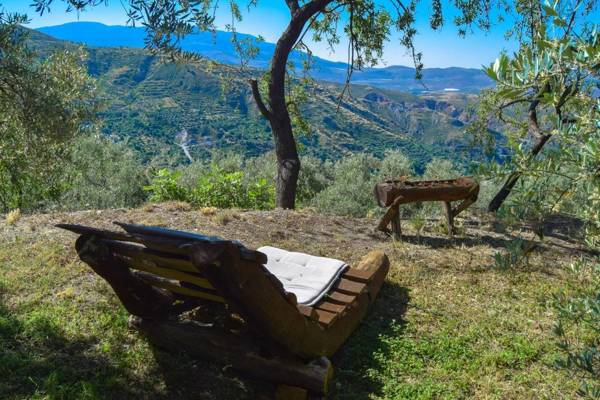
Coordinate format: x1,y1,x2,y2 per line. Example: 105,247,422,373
553,260,600,398
144,169,189,203
311,154,380,217
297,156,334,205
378,149,413,181
423,158,460,180
145,162,275,210
59,135,148,210
190,165,274,210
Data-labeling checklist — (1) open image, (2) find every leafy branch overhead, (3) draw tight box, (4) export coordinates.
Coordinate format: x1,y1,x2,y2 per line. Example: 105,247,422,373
469,0,599,244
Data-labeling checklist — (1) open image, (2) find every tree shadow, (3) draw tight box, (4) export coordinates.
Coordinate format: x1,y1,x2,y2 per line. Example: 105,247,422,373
139,285,411,400
0,301,146,400
329,282,410,399
398,232,518,249
146,345,259,399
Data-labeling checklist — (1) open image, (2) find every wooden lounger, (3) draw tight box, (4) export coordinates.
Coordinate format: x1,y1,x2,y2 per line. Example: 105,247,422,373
57,222,389,397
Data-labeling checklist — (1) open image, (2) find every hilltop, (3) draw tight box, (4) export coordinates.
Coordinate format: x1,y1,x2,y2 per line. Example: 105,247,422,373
37,22,493,93
0,204,592,399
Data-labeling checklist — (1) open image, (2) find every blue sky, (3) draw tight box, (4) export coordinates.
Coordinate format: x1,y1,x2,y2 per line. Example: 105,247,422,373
2,0,517,68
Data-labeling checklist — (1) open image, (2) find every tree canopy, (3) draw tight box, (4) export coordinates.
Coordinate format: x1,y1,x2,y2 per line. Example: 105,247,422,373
470,0,599,246
0,6,99,211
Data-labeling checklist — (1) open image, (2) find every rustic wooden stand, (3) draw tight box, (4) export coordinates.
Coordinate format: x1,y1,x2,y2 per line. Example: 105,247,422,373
374,176,479,239
58,223,390,399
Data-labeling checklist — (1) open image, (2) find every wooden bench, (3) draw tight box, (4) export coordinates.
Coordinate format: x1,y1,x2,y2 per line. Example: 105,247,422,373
374,176,479,239
58,222,389,398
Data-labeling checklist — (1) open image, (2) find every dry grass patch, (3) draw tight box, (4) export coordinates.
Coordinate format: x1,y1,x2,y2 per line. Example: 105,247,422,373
212,209,240,226
5,209,21,226
200,206,218,216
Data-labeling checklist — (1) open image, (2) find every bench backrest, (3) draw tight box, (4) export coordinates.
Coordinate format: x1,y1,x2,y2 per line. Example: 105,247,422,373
58,222,268,305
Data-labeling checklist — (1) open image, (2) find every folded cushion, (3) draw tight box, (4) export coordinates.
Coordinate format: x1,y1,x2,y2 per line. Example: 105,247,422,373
257,246,349,306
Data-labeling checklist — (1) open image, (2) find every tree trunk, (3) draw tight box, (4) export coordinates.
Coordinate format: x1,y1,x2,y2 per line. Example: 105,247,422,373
488,133,552,212
249,0,333,209
488,93,556,213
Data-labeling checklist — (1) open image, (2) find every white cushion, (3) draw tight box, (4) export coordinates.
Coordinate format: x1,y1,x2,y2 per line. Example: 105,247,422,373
258,246,349,306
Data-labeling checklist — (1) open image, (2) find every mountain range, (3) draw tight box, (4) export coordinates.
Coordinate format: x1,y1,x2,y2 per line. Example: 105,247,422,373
28,26,488,170
37,22,493,93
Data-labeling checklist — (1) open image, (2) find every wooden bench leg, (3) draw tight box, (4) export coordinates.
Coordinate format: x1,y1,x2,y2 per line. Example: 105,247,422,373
442,201,455,237
390,205,402,240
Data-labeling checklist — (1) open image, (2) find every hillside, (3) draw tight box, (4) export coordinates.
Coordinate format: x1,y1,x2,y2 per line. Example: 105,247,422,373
0,204,591,399
37,22,493,93
29,28,480,168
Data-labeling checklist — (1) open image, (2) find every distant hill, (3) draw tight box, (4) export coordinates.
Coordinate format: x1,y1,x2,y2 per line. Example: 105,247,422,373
28,26,485,170
37,22,493,93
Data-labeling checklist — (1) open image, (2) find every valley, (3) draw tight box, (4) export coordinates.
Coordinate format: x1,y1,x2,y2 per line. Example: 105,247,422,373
30,25,484,169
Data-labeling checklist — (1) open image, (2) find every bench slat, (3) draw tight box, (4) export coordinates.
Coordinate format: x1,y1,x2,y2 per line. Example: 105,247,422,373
103,239,198,273
314,309,338,326
326,291,356,305
113,253,216,291
343,268,373,283
315,301,346,314
297,304,319,321
117,222,266,263
56,224,138,243
138,273,226,303
332,278,367,295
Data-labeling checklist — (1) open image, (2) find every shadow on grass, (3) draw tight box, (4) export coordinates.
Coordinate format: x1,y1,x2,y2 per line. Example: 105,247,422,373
147,346,257,399
0,298,255,400
140,284,411,400
1,276,408,400
329,282,410,399
0,301,144,400
398,232,518,249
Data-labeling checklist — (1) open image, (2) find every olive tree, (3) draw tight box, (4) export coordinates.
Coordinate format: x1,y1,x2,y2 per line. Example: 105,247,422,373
32,0,504,209
469,0,599,242
0,6,99,211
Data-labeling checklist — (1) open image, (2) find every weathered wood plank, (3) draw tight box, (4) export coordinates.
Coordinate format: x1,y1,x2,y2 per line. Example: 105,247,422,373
332,278,367,295
102,239,198,273
314,309,338,326
56,224,138,243
116,222,267,263
314,301,346,314
326,291,355,304
353,251,389,304
297,304,319,321
136,272,226,303
113,253,215,291
343,268,374,283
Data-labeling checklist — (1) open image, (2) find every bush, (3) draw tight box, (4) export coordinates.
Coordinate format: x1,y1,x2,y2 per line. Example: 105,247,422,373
145,162,274,210
553,260,600,398
58,135,148,210
378,149,413,181
190,164,274,210
144,169,189,203
311,154,380,217
297,156,334,205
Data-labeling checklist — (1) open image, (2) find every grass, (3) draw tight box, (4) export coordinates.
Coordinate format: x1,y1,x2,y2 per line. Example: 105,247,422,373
5,209,21,226
0,206,591,399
